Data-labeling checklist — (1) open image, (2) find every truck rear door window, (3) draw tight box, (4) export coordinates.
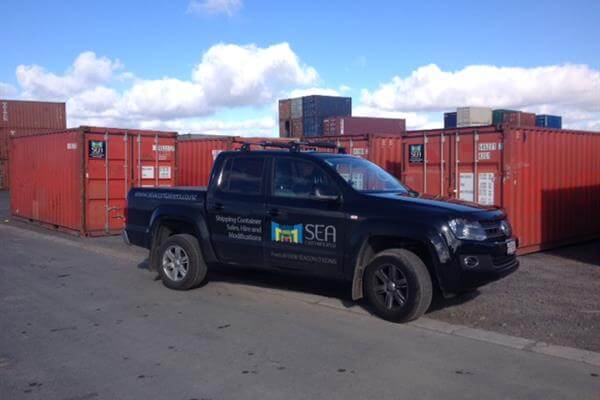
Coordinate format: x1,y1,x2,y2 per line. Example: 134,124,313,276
219,157,265,195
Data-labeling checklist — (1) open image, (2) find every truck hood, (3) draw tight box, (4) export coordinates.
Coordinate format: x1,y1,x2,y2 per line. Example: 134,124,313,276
366,192,504,220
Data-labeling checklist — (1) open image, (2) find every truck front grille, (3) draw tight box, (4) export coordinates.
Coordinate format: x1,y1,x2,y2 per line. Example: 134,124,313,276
480,219,508,240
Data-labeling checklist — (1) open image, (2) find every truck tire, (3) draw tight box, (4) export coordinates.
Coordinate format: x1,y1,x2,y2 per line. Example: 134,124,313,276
364,249,432,322
156,234,207,290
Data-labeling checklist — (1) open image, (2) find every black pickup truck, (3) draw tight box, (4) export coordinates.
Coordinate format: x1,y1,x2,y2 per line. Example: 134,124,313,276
124,143,518,322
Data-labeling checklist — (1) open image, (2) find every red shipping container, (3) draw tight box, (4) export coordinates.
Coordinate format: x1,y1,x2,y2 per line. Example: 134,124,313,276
1,127,59,160
502,111,536,127
307,134,405,179
10,126,177,236
1,99,66,129
402,126,600,254
323,116,406,136
177,136,297,186
278,99,292,120
291,118,303,137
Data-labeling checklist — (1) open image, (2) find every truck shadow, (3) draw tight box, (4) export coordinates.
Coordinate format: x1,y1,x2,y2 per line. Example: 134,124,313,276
207,264,359,310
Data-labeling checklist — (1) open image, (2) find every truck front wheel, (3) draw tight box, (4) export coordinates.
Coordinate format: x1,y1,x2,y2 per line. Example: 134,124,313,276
364,249,432,322
157,234,207,290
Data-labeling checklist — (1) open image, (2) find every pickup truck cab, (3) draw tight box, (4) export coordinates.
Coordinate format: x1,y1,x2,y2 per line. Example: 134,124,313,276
124,143,518,322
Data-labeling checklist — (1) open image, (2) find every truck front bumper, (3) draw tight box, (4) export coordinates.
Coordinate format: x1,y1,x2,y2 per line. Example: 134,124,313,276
438,237,519,294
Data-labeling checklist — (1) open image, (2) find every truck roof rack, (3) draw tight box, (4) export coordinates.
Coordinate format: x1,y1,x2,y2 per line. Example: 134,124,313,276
236,140,346,154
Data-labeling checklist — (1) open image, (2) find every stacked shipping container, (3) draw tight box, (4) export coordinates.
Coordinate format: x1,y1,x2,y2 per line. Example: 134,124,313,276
536,115,562,129
10,126,177,236
1,100,66,189
279,95,351,137
322,116,406,136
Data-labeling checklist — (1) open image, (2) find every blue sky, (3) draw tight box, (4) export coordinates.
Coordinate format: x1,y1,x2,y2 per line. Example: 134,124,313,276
1,0,599,134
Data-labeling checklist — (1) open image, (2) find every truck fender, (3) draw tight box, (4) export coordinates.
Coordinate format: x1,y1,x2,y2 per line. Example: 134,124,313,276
148,206,217,264
349,229,448,301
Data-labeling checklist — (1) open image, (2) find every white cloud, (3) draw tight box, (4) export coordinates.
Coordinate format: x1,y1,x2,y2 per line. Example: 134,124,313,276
0,82,16,97
16,51,122,100
362,64,600,112
137,116,276,137
11,43,317,135
360,63,600,130
187,0,242,16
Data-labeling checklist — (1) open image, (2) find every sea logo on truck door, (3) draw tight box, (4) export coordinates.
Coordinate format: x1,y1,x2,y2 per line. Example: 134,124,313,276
272,222,303,244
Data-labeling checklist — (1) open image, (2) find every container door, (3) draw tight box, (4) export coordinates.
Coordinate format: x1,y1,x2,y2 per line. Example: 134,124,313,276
85,132,129,234
452,131,503,206
132,134,176,189
403,135,451,196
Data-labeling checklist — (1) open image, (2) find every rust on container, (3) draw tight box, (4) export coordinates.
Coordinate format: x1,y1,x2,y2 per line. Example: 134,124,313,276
10,126,177,236
1,99,66,129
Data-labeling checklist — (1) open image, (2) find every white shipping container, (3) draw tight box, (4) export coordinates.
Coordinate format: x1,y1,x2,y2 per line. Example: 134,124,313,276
291,98,303,119
457,107,492,128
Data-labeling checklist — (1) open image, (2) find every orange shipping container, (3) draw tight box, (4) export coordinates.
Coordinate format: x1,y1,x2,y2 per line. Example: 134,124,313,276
10,126,177,236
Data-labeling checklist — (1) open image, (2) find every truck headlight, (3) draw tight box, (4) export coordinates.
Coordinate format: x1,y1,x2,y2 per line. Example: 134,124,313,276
448,219,487,241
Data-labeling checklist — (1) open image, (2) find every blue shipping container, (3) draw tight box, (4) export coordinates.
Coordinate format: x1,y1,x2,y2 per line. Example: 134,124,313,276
536,115,562,129
444,112,457,128
301,95,351,136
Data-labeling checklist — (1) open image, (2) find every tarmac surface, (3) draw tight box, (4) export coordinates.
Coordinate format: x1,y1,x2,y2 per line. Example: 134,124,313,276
1,212,599,399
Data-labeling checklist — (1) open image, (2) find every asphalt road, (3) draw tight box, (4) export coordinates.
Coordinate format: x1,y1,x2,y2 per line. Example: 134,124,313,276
1,224,599,399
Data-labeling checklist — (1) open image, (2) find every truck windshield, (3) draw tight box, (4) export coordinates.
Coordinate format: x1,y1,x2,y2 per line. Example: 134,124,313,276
325,156,408,193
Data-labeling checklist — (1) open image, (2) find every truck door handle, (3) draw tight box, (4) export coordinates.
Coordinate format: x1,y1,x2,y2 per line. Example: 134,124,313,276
267,208,281,217
212,203,225,212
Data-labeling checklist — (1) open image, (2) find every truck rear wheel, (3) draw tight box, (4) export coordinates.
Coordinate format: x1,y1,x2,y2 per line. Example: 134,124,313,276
157,234,207,290
364,249,432,322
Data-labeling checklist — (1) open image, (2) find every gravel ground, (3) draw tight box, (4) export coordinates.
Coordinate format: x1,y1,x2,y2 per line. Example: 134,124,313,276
1,190,599,352
428,240,600,352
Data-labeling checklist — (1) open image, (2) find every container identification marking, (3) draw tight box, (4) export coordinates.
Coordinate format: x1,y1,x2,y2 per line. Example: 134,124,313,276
478,173,495,205
459,173,474,202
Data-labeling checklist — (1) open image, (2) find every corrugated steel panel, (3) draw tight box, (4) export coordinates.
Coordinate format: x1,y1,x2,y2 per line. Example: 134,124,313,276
279,99,292,120
1,127,60,165
404,126,600,254
457,107,492,127
291,118,303,137
322,116,406,136
502,111,536,127
291,98,303,119
536,115,562,129
10,126,177,236
177,136,297,186
1,99,66,129
492,109,517,125
0,159,8,190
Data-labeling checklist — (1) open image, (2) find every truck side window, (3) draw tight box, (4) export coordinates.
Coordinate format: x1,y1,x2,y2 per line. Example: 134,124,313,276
218,157,265,195
272,158,338,199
